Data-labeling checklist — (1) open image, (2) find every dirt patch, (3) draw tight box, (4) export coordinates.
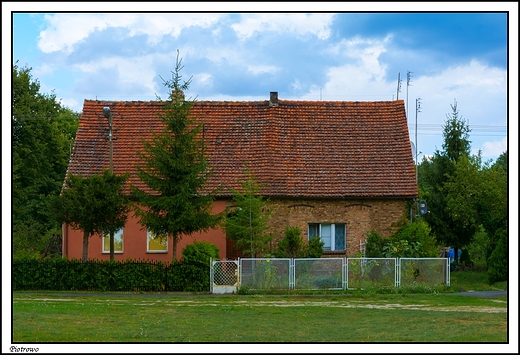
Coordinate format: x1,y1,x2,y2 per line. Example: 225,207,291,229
14,297,507,313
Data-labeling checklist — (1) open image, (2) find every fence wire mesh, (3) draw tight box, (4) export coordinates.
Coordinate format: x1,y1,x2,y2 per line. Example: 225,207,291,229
347,258,397,289
211,260,238,286
239,258,291,290
399,258,450,287
293,258,344,290
210,257,450,293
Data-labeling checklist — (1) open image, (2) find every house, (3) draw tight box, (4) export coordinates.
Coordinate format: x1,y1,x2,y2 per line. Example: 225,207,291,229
62,92,417,261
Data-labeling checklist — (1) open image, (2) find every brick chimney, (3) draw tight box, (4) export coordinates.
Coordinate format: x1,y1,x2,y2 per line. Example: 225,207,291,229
269,91,278,107
172,90,185,102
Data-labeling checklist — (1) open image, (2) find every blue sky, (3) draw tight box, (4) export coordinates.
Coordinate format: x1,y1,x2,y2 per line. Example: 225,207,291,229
5,3,516,165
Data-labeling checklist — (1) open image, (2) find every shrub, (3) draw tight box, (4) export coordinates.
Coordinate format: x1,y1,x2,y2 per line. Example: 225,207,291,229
365,230,384,258
389,221,438,257
303,236,324,258
487,229,507,284
181,241,219,266
459,249,472,266
274,226,305,258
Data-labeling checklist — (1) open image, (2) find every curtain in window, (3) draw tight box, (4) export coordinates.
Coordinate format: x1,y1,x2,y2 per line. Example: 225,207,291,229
335,224,346,250
321,224,332,250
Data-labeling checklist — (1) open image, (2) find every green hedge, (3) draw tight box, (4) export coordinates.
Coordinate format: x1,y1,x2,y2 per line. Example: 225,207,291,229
12,258,210,292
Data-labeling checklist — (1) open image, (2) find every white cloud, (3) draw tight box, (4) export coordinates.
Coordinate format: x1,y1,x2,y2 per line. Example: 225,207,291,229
231,13,334,40
478,136,508,158
247,64,278,75
75,54,158,94
32,63,54,77
38,13,223,53
195,72,213,87
316,37,394,100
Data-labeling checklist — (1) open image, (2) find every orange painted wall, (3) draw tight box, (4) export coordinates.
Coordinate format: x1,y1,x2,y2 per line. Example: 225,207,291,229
62,200,228,262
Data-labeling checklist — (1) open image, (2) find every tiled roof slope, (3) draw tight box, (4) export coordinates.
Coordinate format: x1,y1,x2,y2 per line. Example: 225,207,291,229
67,98,418,199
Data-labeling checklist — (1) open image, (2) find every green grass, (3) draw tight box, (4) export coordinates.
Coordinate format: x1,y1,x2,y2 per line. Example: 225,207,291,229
449,267,507,291
13,291,507,343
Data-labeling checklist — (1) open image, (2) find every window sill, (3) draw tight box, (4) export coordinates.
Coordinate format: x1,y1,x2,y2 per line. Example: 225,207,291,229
322,250,346,256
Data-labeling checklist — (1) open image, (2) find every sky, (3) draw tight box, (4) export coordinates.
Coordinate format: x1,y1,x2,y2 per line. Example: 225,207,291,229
5,3,517,165
3,4,519,353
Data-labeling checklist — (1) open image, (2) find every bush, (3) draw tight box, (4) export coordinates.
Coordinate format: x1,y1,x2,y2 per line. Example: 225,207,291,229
388,221,438,257
181,241,219,266
13,258,210,292
303,236,324,258
274,226,304,258
365,230,384,258
487,229,507,284
459,249,472,266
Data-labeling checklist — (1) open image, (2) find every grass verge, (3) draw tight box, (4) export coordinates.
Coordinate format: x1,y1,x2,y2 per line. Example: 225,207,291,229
12,291,507,343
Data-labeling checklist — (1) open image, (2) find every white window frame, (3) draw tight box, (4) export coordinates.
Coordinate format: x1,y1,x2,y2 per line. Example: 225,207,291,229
146,230,168,253
102,228,124,254
308,223,346,251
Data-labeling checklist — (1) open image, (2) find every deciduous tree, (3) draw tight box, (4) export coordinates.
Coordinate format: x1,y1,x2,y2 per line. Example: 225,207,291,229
49,170,129,262
12,62,79,257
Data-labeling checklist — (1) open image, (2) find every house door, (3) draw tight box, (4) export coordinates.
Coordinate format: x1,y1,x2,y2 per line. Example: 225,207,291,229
226,239,245,259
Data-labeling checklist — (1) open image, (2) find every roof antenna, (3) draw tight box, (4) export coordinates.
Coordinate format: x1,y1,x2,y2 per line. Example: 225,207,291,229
406,71,413,121
396,73,402,100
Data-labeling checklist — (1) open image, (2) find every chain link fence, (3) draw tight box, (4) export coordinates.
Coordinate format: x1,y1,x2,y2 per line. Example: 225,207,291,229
239,258,291,290
346,258,397,290
210,257,450,293
210,260,239,294
399,258,450,287
294,258,344,290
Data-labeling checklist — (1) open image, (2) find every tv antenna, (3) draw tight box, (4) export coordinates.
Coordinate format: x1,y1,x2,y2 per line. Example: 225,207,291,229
396,73,402,100
406,71,413,121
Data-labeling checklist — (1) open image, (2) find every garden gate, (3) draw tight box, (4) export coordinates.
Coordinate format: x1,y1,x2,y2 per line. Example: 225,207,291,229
210,260,239,294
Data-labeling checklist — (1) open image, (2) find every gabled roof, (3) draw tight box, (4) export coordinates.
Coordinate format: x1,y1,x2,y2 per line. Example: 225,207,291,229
67,95,418,199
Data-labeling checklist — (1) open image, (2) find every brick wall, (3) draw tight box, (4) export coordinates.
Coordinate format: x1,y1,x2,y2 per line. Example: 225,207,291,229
255,198,410,257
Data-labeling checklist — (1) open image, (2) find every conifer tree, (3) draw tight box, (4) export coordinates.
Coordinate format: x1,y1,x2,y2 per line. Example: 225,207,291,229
224,164,272,258
132,51,221,261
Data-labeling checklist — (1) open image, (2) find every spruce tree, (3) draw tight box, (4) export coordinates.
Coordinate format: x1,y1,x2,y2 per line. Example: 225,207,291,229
224,164,272,258
132,51,221,261
421,100,474,263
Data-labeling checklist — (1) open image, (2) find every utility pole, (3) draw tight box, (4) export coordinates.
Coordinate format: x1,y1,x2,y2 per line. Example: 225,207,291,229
406,71,412,122
103,106,115,260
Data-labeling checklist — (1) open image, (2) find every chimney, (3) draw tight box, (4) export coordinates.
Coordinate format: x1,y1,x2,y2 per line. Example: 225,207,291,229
269,91,278,107
172,90,185,102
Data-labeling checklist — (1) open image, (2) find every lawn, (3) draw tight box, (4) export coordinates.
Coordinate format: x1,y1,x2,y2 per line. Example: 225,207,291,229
12,291,507,344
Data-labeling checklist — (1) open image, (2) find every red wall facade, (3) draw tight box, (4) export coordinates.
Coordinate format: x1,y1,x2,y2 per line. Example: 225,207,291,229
62,200,228,262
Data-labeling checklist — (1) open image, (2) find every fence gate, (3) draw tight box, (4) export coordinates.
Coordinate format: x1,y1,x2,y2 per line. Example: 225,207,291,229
210,260,239,294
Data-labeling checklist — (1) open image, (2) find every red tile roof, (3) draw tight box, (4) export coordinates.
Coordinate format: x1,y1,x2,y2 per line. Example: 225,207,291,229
67,97,418,198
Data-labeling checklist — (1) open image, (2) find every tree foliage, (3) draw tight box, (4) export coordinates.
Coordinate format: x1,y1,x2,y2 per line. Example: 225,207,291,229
132,51,221,261
273,226,304,258
12,62,79,257
224,164,272,257
419,100,507,282
181,241,220,266
49,170,130,262
420,100,476,262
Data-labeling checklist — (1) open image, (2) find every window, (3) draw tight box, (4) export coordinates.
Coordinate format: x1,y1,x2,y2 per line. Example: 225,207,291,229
102,228,124,253
308,223,346,251
147,230,168,253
